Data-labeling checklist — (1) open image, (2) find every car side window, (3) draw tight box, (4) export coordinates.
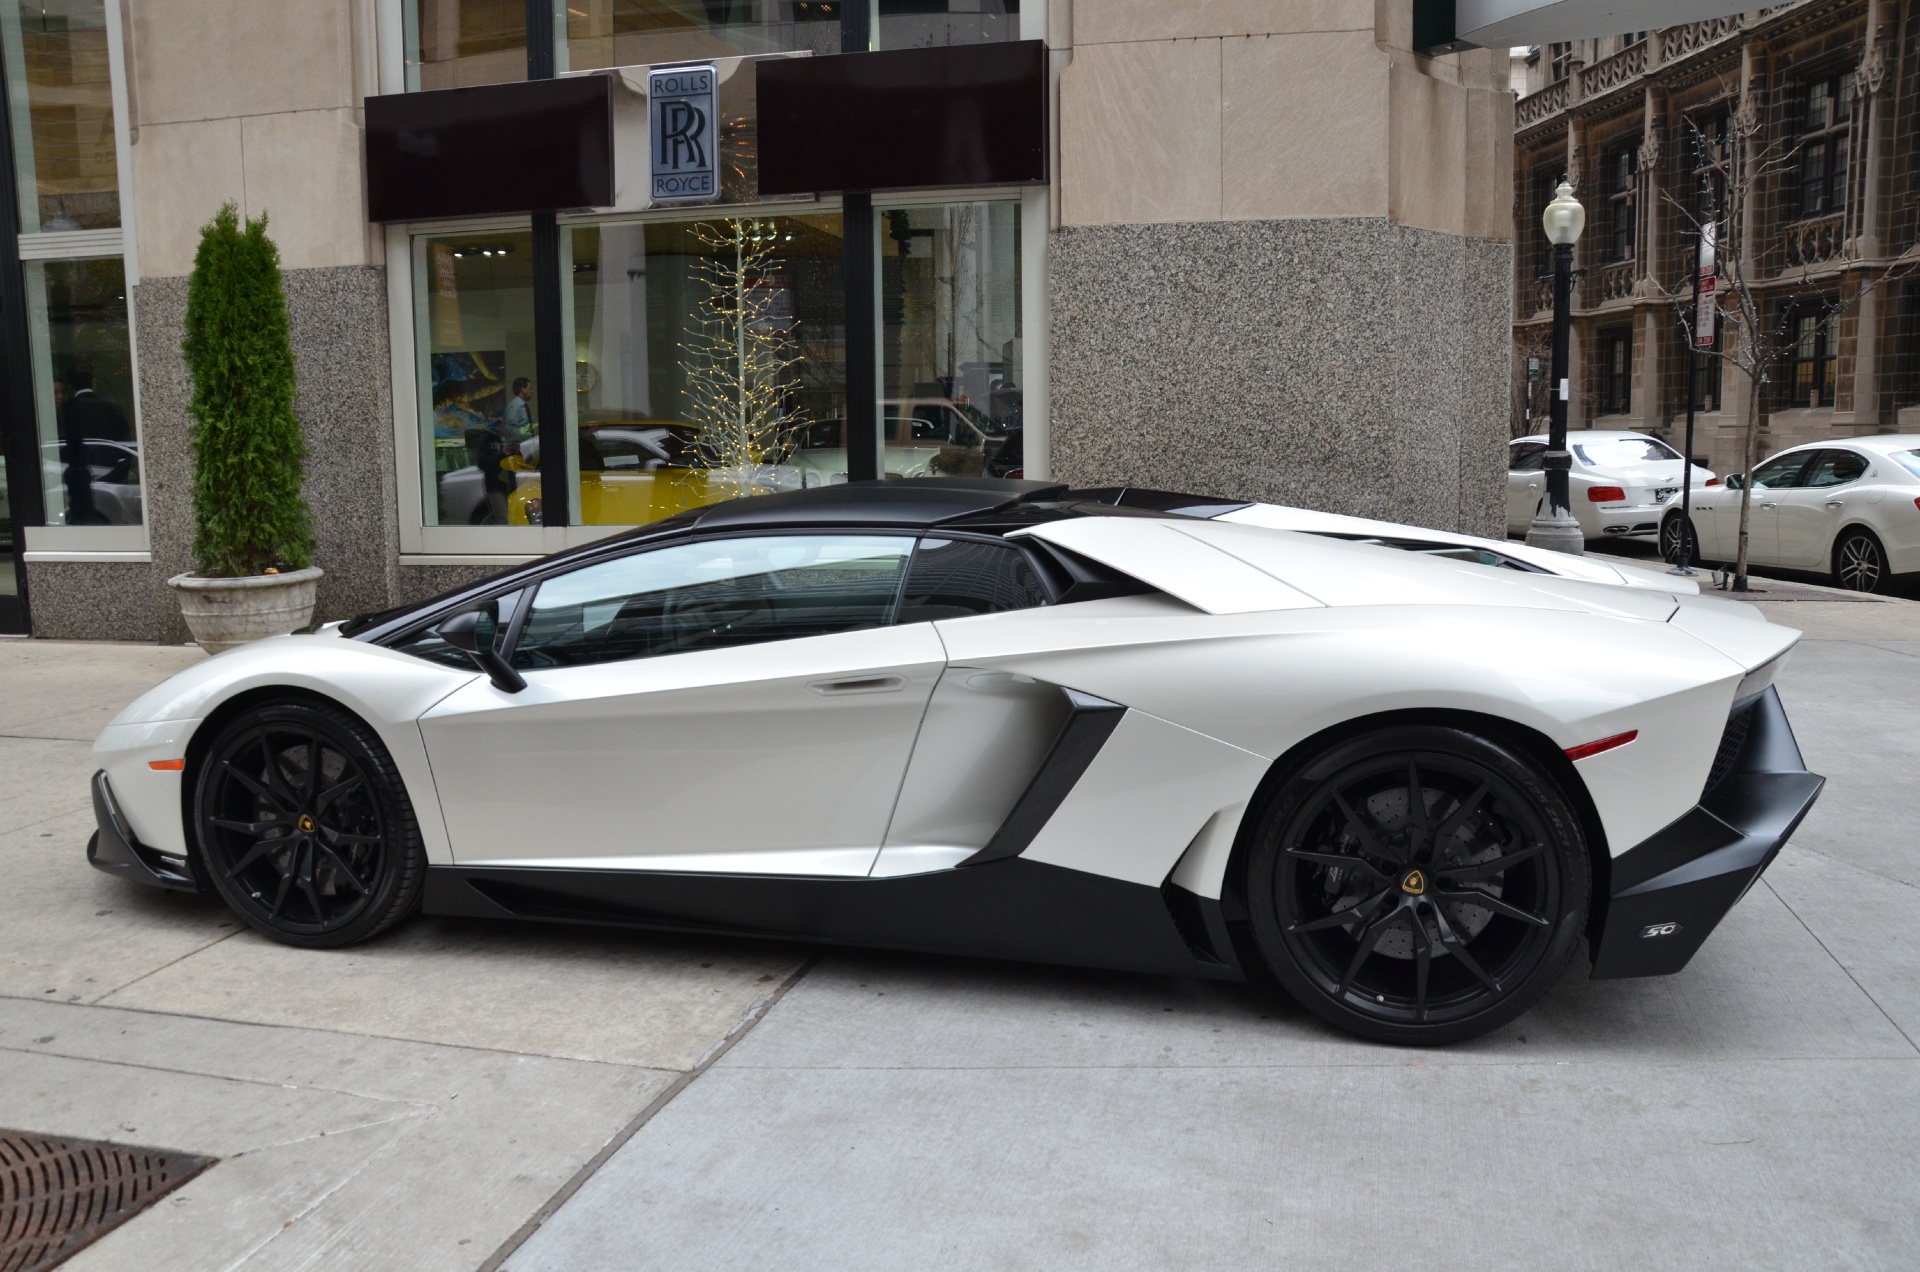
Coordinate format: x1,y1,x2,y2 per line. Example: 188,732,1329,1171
1509,444,1546,473
510,535,917,671
1751,452,1815,489
1803,450,1867,488
897,538,1050,624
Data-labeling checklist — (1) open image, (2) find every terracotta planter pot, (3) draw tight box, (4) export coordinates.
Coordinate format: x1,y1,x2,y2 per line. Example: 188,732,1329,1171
167,567,324,654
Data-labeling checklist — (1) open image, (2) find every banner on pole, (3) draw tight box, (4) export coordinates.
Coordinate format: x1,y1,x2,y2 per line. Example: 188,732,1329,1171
1693,222,1717,349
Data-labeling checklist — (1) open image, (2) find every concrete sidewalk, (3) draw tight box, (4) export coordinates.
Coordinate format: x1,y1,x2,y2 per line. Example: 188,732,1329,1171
0,641,811,1270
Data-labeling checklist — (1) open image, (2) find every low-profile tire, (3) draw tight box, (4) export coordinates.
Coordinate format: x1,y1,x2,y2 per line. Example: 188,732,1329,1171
1833,528,1891,594
1244,725,1590,1045
193,698,426,949
1659,512,1699,566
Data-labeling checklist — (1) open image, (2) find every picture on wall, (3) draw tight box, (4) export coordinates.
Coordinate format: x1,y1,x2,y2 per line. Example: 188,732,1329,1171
431,351,509,443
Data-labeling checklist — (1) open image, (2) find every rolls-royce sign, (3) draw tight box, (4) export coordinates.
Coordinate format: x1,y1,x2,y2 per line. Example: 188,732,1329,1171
650,64,716,202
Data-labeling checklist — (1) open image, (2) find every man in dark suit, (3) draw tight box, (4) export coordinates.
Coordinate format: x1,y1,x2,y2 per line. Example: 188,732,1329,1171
60,361,132,525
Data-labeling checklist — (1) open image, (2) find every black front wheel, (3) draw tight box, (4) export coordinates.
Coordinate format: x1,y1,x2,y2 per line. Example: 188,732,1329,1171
1833,529,1891,594
194,699,425,948
1244,726,1590,1045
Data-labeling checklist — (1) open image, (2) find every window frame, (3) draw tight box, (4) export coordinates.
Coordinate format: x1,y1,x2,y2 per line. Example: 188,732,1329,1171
5,0,148,561
1602,140,1637,264
1598,327,1632,416
1785,305,1837,410
1791,69,1855,222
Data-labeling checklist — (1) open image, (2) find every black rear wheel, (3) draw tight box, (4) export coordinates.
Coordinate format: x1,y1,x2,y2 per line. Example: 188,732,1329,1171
194,699,425,948
1245,725,1589,1045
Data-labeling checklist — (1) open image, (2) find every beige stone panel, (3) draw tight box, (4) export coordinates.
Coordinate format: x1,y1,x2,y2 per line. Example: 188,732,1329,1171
1221,31,1389,220
131,116,244,279
1464,82,1516,242
130,0,351,124
241,109,374,271
1059,39,1222,227
1075,0,1373,43
1388,61,1467,238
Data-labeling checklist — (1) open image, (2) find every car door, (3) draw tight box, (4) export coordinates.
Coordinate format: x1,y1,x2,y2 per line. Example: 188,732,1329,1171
1721,450,1816,566
1774,448,1868,570
417,532,944,876
1507,442,1546,534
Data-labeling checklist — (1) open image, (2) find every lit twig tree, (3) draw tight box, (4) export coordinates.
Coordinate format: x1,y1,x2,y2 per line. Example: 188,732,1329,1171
681,218,809,499
1659,87,1916,590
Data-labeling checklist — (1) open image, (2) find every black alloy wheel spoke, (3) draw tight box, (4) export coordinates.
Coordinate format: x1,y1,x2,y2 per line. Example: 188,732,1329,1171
1330,789,1403,865
262,738,303,809
1431,780,1492,853
1288,888,1392,934
1438,886,1549,927
267,862,295,919
1285,846,1389,880
221,760,291,814
1430,904,1502,994
1409,904,1433,1021
1406,761,1430,848
1338,908,1401,997
311,841,372,895
304,736,322,803
210,816,291,836
314,773,365,814
318,826,382,847
1435,840,1545,883
223,838,282,879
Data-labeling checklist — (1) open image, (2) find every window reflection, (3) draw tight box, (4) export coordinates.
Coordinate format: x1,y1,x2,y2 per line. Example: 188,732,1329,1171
24,256,139,526
559,213,846,526
565,0,841,72
1,0,119,232
407,0,530,90
415,227,538,526
880,201,1021,479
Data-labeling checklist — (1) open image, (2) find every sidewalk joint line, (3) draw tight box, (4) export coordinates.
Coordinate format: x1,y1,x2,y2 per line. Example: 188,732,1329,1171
478,949,825,1272
1762,877,1920,1056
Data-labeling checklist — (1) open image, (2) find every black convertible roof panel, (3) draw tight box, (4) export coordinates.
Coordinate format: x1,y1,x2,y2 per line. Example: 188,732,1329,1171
690,479,1068,530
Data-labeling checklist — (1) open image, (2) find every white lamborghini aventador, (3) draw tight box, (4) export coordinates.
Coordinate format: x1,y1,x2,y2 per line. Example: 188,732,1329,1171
88,480,1823,1044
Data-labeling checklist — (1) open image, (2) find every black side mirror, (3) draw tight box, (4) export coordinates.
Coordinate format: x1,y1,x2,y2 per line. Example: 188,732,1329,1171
436,609,526,693
1724,474,1745,490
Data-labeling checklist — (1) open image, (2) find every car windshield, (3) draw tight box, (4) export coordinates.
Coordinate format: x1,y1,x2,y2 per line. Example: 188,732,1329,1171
1573,437,1681,467
1891,450,1920,480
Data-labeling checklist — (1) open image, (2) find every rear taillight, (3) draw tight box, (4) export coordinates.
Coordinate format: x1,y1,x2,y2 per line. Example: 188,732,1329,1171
1913,497,1920,512
1588,486,1627,503
1706,477,1721,487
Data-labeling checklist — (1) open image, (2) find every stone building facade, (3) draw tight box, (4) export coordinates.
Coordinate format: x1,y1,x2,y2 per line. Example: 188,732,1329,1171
1510,1,1920,472
0,1,1517,641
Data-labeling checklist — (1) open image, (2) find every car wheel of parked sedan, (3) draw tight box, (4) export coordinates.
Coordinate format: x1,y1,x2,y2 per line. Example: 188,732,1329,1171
1244,725,1589,1045
1833,528,1891,594
1659,512,1699,566
194,699,425,948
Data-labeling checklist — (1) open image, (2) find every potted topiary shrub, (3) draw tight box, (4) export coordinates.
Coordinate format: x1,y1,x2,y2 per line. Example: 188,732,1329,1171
166,203,321,653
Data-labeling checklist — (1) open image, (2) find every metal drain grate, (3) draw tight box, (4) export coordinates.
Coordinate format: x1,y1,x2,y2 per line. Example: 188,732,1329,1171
1,1130,214,1271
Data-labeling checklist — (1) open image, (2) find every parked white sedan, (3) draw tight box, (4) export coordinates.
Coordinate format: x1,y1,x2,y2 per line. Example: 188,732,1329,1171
1662,435,1920,593
1507,431,1716,543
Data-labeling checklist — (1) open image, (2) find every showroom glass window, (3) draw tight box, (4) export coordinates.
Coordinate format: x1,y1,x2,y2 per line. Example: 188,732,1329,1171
561,0,1019,71
563,211,846,527
880,201,1021,480
405,0,533,90
412,227,538,526
0,0,141,533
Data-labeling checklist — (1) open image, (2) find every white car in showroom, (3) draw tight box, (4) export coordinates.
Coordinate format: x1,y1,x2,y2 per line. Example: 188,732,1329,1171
1508,430,1716,543
1662,435,1920,593
87,481,1819,1045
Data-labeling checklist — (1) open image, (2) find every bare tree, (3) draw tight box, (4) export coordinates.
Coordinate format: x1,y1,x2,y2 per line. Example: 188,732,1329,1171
1658,87,1916,589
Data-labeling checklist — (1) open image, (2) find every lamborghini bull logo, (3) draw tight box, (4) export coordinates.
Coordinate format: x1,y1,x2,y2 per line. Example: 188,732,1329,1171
1400,869,1427,895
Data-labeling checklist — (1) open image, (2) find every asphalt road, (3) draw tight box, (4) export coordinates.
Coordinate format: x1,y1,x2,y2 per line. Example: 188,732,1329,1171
3,589,1917,1270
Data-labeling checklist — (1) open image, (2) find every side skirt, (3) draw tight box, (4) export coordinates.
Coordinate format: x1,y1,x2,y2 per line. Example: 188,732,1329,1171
424,857,1243,981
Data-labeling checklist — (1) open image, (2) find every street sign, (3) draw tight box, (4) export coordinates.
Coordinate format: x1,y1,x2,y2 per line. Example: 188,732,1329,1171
1527,357,1540,382
1693,221,1717,348
650,64,717,203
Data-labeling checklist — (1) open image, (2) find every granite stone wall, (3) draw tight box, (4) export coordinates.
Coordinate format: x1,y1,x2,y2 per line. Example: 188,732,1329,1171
1049,219,1513,538
40,264,400,643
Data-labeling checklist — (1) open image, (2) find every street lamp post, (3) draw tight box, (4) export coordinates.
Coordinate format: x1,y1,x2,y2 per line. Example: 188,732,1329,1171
1528,181,1586,555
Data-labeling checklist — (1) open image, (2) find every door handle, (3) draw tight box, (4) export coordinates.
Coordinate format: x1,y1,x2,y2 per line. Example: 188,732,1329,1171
1825,499,1845,509
1760,501,1778,510
808,675,905,695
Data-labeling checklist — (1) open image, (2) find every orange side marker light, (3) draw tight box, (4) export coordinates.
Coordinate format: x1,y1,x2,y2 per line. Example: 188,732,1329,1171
148,758,186,771
1565,731,1637,762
